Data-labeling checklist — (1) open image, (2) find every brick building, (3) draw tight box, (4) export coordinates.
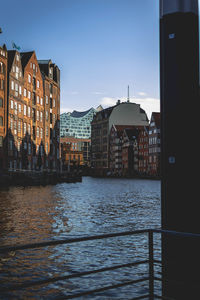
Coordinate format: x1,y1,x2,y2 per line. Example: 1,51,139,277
38,60,60,171
148,112,161,176
122,127,140,176
61,136,91,170
0,45,7,170
138,126,149,175
109,125,136,176
0,46,60,172
91,101,149,175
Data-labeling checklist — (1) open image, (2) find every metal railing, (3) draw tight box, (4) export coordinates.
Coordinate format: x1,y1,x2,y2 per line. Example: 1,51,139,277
1,229,199,299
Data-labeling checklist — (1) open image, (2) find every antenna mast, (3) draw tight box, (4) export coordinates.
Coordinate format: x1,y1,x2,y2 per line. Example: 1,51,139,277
127,85,130,102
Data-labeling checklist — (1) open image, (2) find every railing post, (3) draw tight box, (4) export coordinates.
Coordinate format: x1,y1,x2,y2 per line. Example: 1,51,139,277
148,230,154,300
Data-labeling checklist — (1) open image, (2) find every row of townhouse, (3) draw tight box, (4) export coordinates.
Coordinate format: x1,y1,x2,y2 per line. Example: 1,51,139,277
0,44,60,172
91,104,160,177
109,112,160,177
91,100,149,175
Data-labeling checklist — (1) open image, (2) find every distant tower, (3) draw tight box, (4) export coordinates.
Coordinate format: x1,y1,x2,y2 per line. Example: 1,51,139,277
127,85,130,102
160,0,199,299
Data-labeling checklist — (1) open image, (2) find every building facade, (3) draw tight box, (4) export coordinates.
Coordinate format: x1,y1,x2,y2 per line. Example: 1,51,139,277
61,136,91,170
0,45,7,170
60,108,96,139
121,127,140,176
38,60,60,171
138,126,149,175
91,101,149,175
148,112,160,176
0,46,60,172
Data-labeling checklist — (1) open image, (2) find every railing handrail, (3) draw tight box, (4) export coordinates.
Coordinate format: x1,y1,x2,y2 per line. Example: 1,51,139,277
0,228,151,253
1,228,199,298
1,228,200,254
153,228,200,238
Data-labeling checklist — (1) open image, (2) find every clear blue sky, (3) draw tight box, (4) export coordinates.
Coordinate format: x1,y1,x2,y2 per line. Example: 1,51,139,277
0,0,160,119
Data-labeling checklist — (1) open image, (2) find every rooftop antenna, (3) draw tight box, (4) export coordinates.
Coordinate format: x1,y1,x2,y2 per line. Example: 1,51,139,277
127,85,130,102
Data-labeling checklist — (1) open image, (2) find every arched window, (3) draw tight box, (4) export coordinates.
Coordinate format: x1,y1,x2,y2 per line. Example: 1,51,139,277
0,116,3,126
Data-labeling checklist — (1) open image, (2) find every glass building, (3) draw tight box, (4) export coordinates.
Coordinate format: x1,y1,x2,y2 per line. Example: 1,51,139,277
60,108,97,139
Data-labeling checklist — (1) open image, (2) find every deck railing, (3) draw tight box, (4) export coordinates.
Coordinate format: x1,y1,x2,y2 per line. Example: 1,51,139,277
1,229,199,299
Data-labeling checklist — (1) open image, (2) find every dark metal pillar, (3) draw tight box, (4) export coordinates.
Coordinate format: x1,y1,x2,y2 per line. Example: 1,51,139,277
160,0,200,298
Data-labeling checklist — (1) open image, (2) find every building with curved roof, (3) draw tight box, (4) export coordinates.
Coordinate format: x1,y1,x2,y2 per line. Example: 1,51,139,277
60,107,97,139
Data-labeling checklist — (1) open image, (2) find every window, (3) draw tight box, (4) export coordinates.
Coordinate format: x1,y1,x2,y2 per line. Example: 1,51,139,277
11,81,14,90
37,127,39,137
40,111,43,122
28,143,31,155
10,118,13,130
40,128,43,138
24,123,27,135
18,104,21,113
0,116,3,126
16,54,19,61
46,126,48,136
37,95,39,104
28,91,31,99
46,95,48,104
46,111,48,121
0,98,3,107
0,136,3,147
37,80,39,88
53,98,56,107
10,100,14,109
28,106,31,117
37,110,39,121
18,121,21,133
0,62,4,73
46,143,48,154
28,124,31,135
24,104,26,116
28,74,31,83
40,98,43,105
9,140,13,150
19,86,22,95
24,88,27,97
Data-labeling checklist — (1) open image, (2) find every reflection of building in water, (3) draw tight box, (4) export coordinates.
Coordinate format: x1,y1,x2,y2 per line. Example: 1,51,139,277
0,186,71,299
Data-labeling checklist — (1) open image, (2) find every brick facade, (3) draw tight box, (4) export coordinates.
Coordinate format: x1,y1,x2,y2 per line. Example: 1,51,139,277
0,45,7,170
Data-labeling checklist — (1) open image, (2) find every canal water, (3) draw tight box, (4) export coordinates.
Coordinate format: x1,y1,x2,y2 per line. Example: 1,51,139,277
0,177,161,299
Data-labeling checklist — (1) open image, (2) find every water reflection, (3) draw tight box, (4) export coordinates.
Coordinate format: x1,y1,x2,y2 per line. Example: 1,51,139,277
0,177,161,299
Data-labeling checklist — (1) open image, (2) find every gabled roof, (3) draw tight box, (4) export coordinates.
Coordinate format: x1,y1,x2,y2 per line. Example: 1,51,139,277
124,128,140,141
7,50,17,73
20,51,34,72
114,125,136,138
38,59,52,64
